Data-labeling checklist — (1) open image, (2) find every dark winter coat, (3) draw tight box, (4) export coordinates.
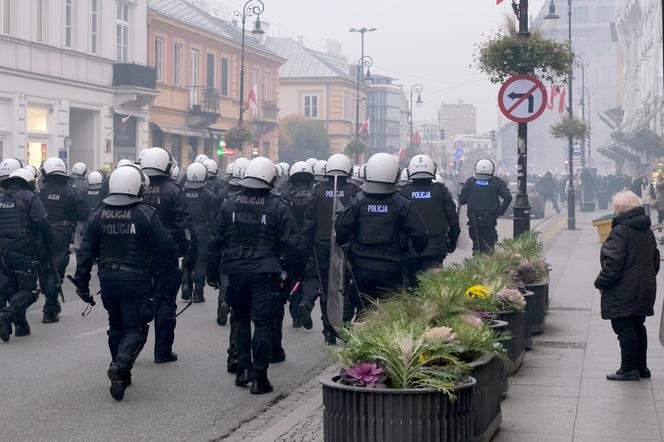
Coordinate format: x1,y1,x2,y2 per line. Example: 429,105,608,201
594,207,660,319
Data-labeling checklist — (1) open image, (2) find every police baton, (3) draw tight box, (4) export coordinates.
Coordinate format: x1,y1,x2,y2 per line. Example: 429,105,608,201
49,258,65,304
65,275,98,317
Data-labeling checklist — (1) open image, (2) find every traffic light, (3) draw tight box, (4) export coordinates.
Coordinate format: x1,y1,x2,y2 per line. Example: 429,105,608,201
217,139,226,157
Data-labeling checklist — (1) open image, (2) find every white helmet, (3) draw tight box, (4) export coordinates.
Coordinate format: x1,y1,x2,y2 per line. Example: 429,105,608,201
362,153,400,194
399,168,411,185
326,154,352,177
240,157,277,189
0,158,24,180
140,147,172,177
203,158,219,177
87,171,104,189
26,164,39,178
8,168,36,188
195,154,209,163
105,165,148,206
136,149,149,165
185,162,208,189
289,161,314,178
71,162,87,176
313,160,327,180
278,162,290,175
275,164,285,177
358,164,367,182
117,159,133,168
230,157,250,184
305,158,318,167
42,157,68,176
225,162,234,177
170,165,180,182
407,154,436,179
475,159,495,177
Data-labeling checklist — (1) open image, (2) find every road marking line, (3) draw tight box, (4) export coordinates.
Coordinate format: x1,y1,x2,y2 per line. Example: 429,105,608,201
75,327,107,339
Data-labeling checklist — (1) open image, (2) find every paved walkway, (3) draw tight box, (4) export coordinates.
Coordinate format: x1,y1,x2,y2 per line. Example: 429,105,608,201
223,207,664,442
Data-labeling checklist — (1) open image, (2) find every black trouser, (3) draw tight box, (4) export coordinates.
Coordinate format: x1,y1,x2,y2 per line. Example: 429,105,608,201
152,268,182,358
182,227,208,299
0,252,40,327
354,267,403,317
405,255,444,288
301,244,334,335
468,212,498,254
658,210,664,224
227,273,281,381
541,192,560,213
39,230,71,315
610,316,648,372
100,275,152,371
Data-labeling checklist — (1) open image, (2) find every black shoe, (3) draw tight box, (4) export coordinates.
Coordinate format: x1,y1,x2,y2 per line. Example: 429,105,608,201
14,324,30,337
297,305,313,330
324,331,337,346
250,379,274,395
292,318,302,328
108,363,130,401
154,352,178,364
607,369,640,381
235,369,251,387
639,368,652,379
227,359,238,373
193,296,205,304
217,302,229,326
42,312,59,324
269,347,286,364
0,314,11,342
181,290,192,301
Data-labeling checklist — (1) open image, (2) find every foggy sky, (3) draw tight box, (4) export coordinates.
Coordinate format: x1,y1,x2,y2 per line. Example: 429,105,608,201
227,0,547,133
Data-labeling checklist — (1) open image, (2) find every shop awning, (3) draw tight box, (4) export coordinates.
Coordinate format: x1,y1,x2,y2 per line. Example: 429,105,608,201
150,123,210,139
620,126,664,157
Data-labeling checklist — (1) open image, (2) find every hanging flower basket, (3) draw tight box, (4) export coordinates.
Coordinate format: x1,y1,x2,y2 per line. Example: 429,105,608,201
224,126,253,150
550,117,590,141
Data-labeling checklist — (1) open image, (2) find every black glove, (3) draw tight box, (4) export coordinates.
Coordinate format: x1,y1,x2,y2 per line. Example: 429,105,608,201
206,275,220,289
447,238,457,254
76,287,95,306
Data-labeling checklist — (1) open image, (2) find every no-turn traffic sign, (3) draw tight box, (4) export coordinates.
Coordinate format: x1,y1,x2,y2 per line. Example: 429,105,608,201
498,74,548,123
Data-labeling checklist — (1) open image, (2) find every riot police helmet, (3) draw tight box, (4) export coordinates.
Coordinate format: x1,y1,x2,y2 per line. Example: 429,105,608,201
0,158,24,181
239,157,277,189
185,162,208,190
117,159,133,168
41,157,68,176
225,162,234,178
407,154,436,179
7,168,36,190
275,164,285,177
140,147,172,177
87,171,104,190
170,165,180,182
305,158,318,167
136,149,148,165
278,162,290,175
71,162,87,176
26,164,39,179
399,168,411,186
361,153,400,194
104,165,148,206
229,157,250,185
326,154,353,177
203,158,219,177
474,159,495,177
195,154,209,164
289,161,314,178
313,160,327,181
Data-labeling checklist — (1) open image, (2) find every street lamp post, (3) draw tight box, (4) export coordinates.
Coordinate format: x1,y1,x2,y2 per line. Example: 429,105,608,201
409,84,423,149
354,56,373,139
576,55,586,164
545,0,575,230
580,86,592,159
349,27,377,82
234,0,265,127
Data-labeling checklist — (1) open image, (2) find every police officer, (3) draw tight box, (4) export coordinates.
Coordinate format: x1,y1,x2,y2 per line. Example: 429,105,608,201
335,153,428,313
39,157,90,323
300,153,359,344
170,165,181,186
313,160,327,182
281,161,315,328
141,147,197,363
401,154,460,287
0,159,26,309
70,162,88,194
181,162,215,303
83,171,106,211
0,168,53,341
459,159,512,254
207,157,303,394
203,158,226,195
73,165,176,400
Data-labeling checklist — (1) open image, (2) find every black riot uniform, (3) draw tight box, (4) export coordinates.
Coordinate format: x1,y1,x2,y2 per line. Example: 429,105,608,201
207,187,303,393
74,196,176,400
459,175,512,254
206,175,226,195
400,179,460,286
39,174,90,322
0,178,54,341
335,190,428,312
83,185,107,212
301,177,359,342
181,183,215,303
142,175,197,362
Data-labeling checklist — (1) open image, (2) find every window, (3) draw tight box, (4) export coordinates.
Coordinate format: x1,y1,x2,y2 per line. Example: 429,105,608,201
304,95,318,119
343,92,351,121
190,49,199,105
1,0,9,35
27,105,48,132
154,37,164,82
220,57,229,96
596,5,613,23
252,69,260,98
171,135,181,165
206,53,215,89
90,0,98,53
116,2,129,62
35,0,46,42
65,0,73,48
571,7,588,24
263,72,272,100
173,43,182,86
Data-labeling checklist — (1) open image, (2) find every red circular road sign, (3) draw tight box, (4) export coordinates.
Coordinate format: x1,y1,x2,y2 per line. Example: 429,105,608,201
498,74,548,123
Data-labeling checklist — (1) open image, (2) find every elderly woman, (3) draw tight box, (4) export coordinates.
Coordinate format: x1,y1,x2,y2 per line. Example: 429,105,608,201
594,191,660,381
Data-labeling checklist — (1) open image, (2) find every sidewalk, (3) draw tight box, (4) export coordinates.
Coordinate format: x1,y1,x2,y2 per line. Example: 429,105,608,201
222,208,664,442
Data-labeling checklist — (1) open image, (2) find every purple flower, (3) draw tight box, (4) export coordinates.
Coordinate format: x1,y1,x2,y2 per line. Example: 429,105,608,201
343,362,386,387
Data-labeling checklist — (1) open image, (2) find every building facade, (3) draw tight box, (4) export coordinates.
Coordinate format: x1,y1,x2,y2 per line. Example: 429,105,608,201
438,101,477,140
0,0,157,169
147,0,283,167
366,75,404,156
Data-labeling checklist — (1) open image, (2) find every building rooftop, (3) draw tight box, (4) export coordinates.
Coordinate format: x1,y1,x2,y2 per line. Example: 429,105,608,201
263,37,355,81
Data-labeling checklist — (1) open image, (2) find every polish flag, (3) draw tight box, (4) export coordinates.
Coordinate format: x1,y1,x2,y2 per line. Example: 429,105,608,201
244,86,258,111
398,147,407,162
496,0,504,4
360,118,370,136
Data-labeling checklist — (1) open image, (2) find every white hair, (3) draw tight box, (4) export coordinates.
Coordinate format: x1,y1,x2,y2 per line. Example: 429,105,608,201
613,191,642,215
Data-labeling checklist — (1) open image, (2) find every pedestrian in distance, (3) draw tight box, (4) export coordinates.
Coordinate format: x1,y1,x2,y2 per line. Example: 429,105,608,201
73,165,177,400
594,191,659,381
535,171,561,214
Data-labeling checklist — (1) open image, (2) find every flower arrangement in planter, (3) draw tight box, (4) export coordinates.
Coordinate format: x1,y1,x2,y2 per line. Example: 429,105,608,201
550,116,589,142
223,126,253,150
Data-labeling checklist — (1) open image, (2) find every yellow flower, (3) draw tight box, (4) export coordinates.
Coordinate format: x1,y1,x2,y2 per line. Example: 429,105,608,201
418,353,429,363
465,284,491,299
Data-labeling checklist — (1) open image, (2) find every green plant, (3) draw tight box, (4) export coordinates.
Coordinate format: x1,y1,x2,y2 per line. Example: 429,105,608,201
493,288,527,312
550,117,589,141
278,115,330,159
224,126,253,149
345,139,366,157
474,25,574,85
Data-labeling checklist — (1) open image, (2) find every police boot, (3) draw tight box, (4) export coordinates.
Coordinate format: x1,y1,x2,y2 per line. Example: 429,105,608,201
14,312,30,337
235,368,251,387
154,351,178,364
269,347,286,364
292,318,302,328
217,302,229,326
181,286,192,301
0,312,12,342
42,311,59,324
193,285,205,304
107,361,131,401
323,330,337,346
227,354,238,373
297,304,313,330
250,377,274,395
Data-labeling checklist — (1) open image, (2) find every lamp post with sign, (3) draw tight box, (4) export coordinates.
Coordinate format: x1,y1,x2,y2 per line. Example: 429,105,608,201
234,0,265,126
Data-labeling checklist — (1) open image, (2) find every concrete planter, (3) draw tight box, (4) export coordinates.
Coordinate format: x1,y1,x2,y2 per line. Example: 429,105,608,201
495,311,526,374
468,352,504,442
524,281,547,335
321,375,476,442
522,290,535,349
